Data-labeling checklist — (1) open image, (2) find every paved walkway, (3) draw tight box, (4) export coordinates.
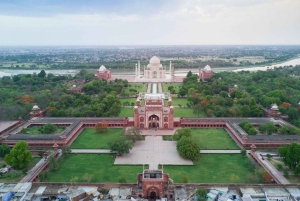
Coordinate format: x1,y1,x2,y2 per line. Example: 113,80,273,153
114,136,193,169
147,83,151,93
158,83,162,93
141,129,177,136
255,151,290,184
71,149,113,153
200,150,241,153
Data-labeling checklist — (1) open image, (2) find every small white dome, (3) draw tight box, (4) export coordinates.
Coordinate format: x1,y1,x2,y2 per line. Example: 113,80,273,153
271,103,279,110
234,84,238,88
99,65,106,71
32,105,40,110
203,65,212,71
149,56,160,65
73,85,76,88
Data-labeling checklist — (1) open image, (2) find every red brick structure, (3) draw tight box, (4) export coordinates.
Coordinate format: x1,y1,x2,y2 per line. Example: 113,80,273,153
199,65,213,82
138,170,169,199
95,65,111,80
134,86,174,130
29,105,46,118
67,85,83,94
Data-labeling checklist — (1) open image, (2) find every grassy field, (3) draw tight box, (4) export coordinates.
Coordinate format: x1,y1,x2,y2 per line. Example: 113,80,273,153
124,84,147,94
164,154,253,183
119,108,134,117
0,157,41,182
162,83,182,93
174,108,206,117
46,154,144,183
191,129,239,150
119,98,136,105
172,98,190,106
71,128,122,149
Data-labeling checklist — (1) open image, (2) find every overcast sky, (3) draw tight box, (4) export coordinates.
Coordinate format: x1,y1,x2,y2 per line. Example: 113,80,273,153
0,0,299,46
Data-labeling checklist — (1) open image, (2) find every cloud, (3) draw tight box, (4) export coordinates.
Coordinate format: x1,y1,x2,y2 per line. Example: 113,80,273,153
0,0,299,45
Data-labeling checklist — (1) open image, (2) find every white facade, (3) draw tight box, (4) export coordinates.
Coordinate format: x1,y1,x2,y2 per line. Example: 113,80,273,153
134,56,174,82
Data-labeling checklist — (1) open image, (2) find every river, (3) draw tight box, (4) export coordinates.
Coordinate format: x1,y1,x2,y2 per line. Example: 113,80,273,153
0,57,300,78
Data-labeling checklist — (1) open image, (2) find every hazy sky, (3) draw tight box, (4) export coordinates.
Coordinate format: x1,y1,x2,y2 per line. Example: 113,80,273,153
0,0,299,46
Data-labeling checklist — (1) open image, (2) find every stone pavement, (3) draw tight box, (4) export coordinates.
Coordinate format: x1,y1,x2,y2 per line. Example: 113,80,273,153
114,136,193,169
200,150,241,153
141,129,177,136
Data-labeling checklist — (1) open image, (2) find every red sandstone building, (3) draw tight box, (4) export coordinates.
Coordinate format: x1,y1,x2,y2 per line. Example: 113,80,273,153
199,65,213,82
134,84,174,130
95,65,111,80
137,169,170,199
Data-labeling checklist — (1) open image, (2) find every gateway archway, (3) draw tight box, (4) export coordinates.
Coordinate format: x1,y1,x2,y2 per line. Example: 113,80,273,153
148,115,159,128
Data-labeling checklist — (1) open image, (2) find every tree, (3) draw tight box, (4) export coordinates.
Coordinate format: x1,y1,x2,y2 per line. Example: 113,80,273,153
266,122,277,135
94,122,108,134
241,148,247,157
196,188,207,201
38,70,46,78
122,127,143,143
5,140,32,169
61,146,71,155
108,136,134,155
0,144,10,158
193,104,202,117
278,142,300,170
48,155,59,171
173,128,192,141
177,136,200,161
42,123,57,134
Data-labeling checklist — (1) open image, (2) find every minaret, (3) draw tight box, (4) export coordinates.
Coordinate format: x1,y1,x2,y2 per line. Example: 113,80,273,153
135,64,138,77
169,61,172,75
171,63,175,80
138,61,141,78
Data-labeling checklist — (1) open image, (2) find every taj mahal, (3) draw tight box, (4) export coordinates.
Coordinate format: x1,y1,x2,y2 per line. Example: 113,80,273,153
134,56,175,82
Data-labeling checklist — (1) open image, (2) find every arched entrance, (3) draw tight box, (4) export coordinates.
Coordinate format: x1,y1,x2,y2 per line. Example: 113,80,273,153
152,71,157,78
148,115,159,128
149,191,156,200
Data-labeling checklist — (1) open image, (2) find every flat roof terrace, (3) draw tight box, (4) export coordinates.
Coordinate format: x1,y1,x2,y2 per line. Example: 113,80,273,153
5,117,127,141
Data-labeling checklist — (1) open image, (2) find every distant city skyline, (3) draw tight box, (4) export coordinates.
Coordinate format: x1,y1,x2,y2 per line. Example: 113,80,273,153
0,0,299,46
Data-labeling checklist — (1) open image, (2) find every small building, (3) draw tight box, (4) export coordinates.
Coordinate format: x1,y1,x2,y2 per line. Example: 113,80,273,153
95,65,111,80
228,85,238,94
137,169,169,199
199,65,213,82
29,105,46,118
262,103,288,120
67,85,83,94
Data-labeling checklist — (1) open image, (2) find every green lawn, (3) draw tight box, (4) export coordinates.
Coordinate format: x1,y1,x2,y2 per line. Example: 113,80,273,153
172,98,190,106
164,154,254,183
174,108,206,117
46,154,144,183
191,129,239,150
71,128,122,149
124,84,147,93
120,98,136,105
119,108,134,117
162,83,182,93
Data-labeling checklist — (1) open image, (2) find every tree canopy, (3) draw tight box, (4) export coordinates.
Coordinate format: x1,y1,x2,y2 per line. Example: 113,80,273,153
278,142,300,172
177,136,200,161
108,136,134,155
5,140,32,169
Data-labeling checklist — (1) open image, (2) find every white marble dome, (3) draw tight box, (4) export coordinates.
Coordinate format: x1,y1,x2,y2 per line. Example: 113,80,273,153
99,65,107,71
271,103,279,110
149,56,160,65
32,105,40,110
203,65,212,71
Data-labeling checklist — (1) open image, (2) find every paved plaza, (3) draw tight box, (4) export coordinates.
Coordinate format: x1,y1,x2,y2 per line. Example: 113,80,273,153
114,136,193,169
